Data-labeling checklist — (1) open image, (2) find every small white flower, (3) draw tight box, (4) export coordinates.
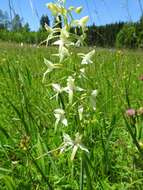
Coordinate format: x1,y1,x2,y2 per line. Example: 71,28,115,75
73,16,89,30
90,89,98,110
59,46,70,62
75,34,85,47
54,108,68,131
78,49,95,65
42,58,61,82
52,83,62,92
80,68,85,73
53,39,64,47
51,83,64,101
60,133,89,161
60,27,70,42
64,76,84,104
79,68,86,78
53,45,70,63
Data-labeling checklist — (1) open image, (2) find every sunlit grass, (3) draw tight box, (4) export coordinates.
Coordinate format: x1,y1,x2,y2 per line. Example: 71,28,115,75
0,42,143,189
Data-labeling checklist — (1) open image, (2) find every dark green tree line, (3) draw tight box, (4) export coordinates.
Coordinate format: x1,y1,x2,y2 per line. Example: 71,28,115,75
0,7,143,48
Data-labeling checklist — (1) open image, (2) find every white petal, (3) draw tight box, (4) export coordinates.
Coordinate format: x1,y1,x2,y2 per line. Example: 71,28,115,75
76,86,84,92
71,145,78,161
52,83,61,92
54,108,65,115
69,89,73,104
91,90,98,97
63,133,73,145
62,118,68,126
78,105,84,121
79,144,89,153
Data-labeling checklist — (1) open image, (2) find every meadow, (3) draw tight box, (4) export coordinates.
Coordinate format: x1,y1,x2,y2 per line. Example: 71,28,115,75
0,42,143,189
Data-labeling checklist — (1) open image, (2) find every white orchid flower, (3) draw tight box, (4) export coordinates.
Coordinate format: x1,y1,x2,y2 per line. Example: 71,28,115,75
53,44,70,62
59,46,70,62
51,83,64,101
75,34,85,47
80,68,85,74
64,76,84,104
53,27,69,47
54,108,68,131
78,68,86,78
73,16,89,29
60,27,70,41
44,23,61,37
90,90,98,110
60,133,89,161
78,49,95,65
42,58,61,82
78,105,84,121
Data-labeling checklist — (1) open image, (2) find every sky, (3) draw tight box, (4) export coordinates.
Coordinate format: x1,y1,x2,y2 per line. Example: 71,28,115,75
0,0,143,31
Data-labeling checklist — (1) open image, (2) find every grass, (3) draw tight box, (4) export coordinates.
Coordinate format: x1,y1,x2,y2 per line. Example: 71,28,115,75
0,42,143,189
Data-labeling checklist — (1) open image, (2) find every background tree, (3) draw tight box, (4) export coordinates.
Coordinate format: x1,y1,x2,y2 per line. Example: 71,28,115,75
11,14,23,31
136,15,143,47
39,14,50,31
0,9,10,30
22,22,30,32
86,22,124,47
116,23,137,48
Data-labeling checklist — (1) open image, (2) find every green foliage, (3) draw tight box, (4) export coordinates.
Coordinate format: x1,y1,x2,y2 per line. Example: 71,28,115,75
116,15,143,48
11,14,23,32
86,22,124,47
0,21,125,47
116,24,137,48
0,9,9,30
22,23,30,32
0,41,143,189
0,30,48,44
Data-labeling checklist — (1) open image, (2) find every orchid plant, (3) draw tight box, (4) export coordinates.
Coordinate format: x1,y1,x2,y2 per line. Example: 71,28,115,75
42,0,97,163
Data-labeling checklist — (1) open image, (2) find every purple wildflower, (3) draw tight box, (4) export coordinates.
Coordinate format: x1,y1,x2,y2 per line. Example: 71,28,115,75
126,109,136,117
139,75,143,81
